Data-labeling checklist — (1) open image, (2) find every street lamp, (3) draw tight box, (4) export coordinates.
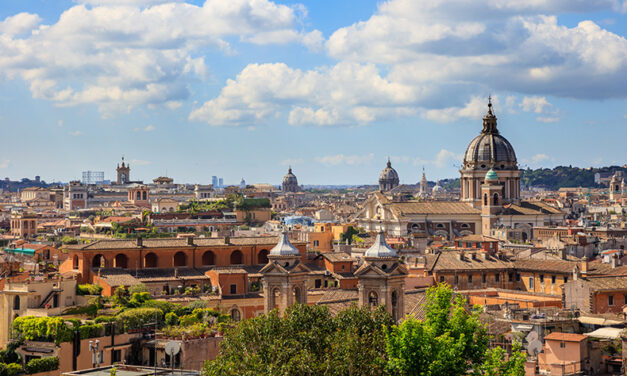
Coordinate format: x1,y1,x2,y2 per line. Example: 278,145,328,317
89,339,100,368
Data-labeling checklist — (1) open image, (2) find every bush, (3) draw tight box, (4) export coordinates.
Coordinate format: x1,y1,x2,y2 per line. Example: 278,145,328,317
0,363,23,376
12,317,73,344
61,236,78,245
76,284,103,296
117,308,162,331
79,323,104,339
25,357,58,374
164,312,179,326
128,284,147,295
187,300,208,310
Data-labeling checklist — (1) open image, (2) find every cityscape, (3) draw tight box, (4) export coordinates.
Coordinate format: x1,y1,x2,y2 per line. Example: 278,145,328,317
1,1,627,376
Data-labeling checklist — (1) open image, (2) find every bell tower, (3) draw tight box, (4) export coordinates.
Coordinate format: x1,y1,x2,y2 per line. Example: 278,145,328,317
116,157,130,185
355,232,407,321
481,169,503,236
260,232,310,314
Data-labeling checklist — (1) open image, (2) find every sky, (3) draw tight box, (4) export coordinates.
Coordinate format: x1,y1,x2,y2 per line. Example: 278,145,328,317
0,0,626,186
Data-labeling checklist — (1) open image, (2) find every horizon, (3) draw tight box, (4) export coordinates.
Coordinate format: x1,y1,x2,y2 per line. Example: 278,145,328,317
1,0,626,185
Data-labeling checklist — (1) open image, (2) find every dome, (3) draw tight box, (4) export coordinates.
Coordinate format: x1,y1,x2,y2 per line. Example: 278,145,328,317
432,181,443,192
364,231,397,258
485,169,498,181
269,232,300,256
463,101,517,170
282,167,298,185
379,160,399,182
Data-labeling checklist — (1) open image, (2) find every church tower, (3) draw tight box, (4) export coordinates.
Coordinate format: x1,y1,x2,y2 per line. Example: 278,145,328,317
418,167,428,197
609,172,624,202
460,99,520,208
260,233,310,314
355,232,407,321
481,169,503,236
116,157,130,185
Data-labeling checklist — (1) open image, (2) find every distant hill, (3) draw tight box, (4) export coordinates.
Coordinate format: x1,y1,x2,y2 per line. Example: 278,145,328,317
0,178,53,192
441,165,627,191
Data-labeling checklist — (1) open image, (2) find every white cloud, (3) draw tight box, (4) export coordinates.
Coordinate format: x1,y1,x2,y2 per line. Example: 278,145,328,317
412,149,463,168
131,159,151,165
520,96,552,113
536,116,560,123
190,62,418,127
69,130,83,136
144,125,155,131
0,13,41,35
280,158,304,166
0,160,10,168
423,96,494,123
315,153,375,166
0,0,319,114
531,153,550,163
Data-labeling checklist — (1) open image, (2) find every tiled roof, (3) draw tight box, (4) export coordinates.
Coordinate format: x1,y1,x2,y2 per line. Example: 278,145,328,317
544,332,587,342
582,276,627,291
502,201,563,216
513,259,577,274
454,235,499,242
322,253,354,262
387,201,480,216
67,236,306,250
96,268,141,287
426,252,512,272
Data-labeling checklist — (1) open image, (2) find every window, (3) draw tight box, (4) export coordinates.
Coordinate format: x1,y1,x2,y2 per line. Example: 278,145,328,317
468,275,473,283
315,279,321,288
495,274,500,282
493,193,498,205
564,276,568,283
113,350,122,363
609,295,614,306
508,273,513,282
516,273,521,282
439,276,445,283
13,296,20,310
539,274,544,283
482,274,487,283
529,277,534,289
313,240,319,247
454,275,459,284
230,284,237,294
551,275,556,284
230,309,241,322
560,342,566,348
483,193,488,206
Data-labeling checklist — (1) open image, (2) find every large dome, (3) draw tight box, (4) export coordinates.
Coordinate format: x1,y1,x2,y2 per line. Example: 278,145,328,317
379,160,399,181
282,168,298,185
463,101,517,170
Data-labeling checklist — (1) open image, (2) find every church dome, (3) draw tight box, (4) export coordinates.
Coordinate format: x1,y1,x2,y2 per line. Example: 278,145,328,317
365,231,397,258
282,168,298,185
485,169,498,181
463,101,517,170
379,160,399,182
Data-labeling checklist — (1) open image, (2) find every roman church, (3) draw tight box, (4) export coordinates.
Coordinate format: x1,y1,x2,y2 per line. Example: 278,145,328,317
356,100,564,241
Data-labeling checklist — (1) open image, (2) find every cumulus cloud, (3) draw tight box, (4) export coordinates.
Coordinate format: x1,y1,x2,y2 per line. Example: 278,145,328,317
0,0,319,114
315,153,375,166
520,96,552,113
280,158,304,166
536,116,560,123
531,153,550,163
0,160,10,168
190,62,419,126
422,96,492,123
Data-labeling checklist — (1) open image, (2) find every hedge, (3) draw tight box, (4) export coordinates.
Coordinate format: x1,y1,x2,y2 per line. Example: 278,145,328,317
116,308,162,331
0,363,22,376
76,284,103,296
25,357,58,374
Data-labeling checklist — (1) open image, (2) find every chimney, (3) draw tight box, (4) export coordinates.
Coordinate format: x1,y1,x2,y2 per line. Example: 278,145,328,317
481,252,488,260
611,254,618,269
580,257,588,274
457,252,464,261
187,236,194,246
136,236,143,247
224,236,230,245
174,268,179,278
471,253,477,260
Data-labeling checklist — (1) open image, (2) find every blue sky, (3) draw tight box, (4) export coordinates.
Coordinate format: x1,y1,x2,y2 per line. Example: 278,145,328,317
0,0,626,186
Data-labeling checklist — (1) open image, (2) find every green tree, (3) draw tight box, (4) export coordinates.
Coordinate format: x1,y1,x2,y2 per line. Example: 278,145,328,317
340,226,359,245
475,343,526,376
203,304,392,376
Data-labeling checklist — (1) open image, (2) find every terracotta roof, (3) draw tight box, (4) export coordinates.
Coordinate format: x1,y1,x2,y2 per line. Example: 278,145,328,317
67,236,306,250
544,332,587,342
426,252,512,272
454,235,499,242
502,201,563,216
322,253,354,262
581,276,627,291
387,201,480,216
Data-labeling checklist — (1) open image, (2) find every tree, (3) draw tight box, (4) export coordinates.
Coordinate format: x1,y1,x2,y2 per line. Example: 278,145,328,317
385,283,525,376
340,226,359,245
203,304,392,376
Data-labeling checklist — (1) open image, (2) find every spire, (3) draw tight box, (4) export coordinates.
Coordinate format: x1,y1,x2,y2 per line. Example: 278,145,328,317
365,231,397,258
387,157,392,168
288,166,292,174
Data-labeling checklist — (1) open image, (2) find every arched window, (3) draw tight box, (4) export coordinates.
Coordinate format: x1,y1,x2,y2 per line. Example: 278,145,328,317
144,252,158,268
92,254,106,268
202,251,215,266
114,254,128,268
136,191,141,200
368,291,378,307
257,249,269,264
173,252,187,267
391,290,399,321
13,296,20,310
483,193,488,206
230,250,243,265
142,191,147,200
73,255,79,269
493,193,499,205
230,308,241,322
293,286,302,304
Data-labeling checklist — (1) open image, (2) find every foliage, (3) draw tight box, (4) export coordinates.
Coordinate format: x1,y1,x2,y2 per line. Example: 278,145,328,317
475,343,526,376
116,308,162,331
0,339,22,365
76,284,103,296
384,284,525,376
521,165,627,190
128,284,147,295
203,304,392,376
110,367,117,376
24,357,58,374
61,236,78,245
0,363,22,376
340,226,359,245
161,323,217,339
188,300,209,310
12,317,74,344
164,312,179,326
126,292,152,308
63,303,99,317
235,198,271,210
79,323,104,339
112,286,128,306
